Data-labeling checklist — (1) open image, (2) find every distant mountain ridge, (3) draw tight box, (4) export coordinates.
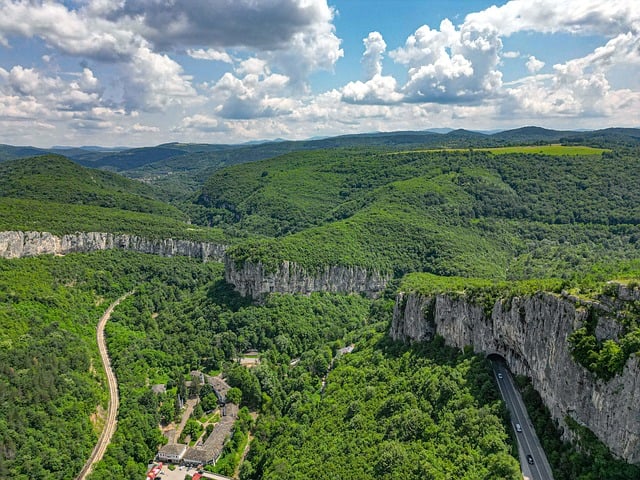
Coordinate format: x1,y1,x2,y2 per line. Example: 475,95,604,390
1,126,638,195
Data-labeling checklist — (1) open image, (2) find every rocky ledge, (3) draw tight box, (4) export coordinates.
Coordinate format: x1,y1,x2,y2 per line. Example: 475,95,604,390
224,257,391,300
391,287,640,464
0,230,226,262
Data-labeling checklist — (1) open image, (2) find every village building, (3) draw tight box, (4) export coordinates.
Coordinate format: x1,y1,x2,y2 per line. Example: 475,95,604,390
154,374,239,470
157,443,187,463
182,446,220,467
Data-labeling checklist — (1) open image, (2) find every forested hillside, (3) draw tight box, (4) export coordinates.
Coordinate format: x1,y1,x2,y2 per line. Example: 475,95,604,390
0,252,222,479
1,129,640,480
2,127,638,199
201,146,640,280
0,155,183,218
245,329,522,480
0,155,227,243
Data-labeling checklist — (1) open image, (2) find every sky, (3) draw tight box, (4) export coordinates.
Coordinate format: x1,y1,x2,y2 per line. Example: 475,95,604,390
0,0,638,147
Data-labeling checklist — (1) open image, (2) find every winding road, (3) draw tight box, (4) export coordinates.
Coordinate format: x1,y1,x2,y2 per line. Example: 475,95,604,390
76,292,132,480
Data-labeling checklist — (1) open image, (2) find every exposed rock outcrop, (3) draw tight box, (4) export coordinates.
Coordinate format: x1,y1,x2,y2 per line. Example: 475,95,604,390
391,288,640,464
225,257,391,299
0,231,226,262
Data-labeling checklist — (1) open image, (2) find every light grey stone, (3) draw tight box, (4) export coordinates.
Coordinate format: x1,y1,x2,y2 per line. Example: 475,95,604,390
391,289,640,464
0,230,226,262
224,258,391,299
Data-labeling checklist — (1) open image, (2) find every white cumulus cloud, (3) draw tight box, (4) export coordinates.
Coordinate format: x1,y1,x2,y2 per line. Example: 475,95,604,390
362,32,387,79
464,0,640,37
341,31,401,105
176,114,226,133
526,56,545,73
342,75,403,105
187,49,234,64
391,19,503,103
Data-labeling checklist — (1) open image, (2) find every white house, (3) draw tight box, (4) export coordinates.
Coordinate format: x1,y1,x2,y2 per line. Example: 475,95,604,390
157,443,187,463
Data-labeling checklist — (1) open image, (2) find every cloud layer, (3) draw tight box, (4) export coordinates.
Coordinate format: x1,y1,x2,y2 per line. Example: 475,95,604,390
0,0,638,145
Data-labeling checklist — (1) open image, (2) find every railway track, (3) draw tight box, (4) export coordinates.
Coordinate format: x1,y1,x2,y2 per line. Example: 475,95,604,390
76,292,133,480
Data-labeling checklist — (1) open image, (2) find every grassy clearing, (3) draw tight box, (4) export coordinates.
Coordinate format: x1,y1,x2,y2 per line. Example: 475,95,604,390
396,145,608,156
479,145,608,155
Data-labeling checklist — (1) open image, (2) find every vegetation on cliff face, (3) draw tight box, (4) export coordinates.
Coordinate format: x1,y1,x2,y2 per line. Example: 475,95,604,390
568,285,640,380
515,376,640,480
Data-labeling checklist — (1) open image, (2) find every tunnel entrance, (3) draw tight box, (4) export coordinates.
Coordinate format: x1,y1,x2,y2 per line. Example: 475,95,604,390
487,353,511,378
487,352,507,364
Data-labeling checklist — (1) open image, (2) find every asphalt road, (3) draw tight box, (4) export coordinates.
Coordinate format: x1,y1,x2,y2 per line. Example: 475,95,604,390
492,361,555,480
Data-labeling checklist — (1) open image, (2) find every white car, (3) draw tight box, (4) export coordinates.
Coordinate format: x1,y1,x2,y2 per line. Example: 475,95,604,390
497,373,503,379
515,423,522,432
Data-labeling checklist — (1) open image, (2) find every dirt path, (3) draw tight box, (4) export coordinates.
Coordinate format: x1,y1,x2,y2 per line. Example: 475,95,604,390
76,292,133,480
170,398,198,443
233,431,254,479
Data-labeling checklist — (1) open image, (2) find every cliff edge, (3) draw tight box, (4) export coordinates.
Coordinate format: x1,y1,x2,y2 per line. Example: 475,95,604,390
391,287,640,463
0,230,226,262
224,256,391,299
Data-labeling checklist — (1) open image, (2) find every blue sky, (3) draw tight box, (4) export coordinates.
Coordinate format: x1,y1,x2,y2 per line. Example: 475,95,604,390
0,0,638,147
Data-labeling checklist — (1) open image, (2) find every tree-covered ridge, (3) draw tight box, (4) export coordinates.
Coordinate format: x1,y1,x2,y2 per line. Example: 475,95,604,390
0,155,237,243
2,127,638,198
212,148,640,279
0,197,228,243
398,264,640,298
398,272,565,297
0,155,186,219
396,144,608,156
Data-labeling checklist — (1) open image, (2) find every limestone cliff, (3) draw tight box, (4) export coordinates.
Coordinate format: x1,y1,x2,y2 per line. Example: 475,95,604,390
391,287,640,464
0,230,226,262
224,257,391,299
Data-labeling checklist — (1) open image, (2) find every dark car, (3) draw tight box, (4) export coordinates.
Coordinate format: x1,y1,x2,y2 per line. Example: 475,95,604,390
527,454,534,465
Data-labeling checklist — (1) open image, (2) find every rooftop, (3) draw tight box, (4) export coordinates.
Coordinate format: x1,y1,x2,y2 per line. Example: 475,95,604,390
158,443,187,456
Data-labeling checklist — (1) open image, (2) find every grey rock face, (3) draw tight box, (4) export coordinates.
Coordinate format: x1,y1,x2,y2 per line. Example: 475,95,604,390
224,257,391,299
0,230,226,262
391,289,640,464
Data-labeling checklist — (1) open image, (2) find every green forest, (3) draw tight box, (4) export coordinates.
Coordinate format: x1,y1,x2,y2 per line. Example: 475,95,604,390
1,128,640,479
202,147,640,280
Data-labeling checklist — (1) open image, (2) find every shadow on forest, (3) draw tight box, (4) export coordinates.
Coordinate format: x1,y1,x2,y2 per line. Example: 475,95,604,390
206,278,252,311
374,333,503,410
